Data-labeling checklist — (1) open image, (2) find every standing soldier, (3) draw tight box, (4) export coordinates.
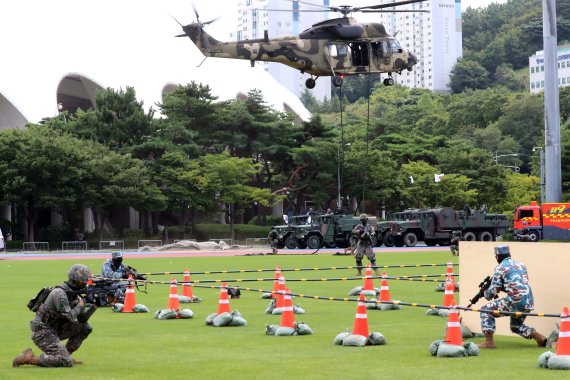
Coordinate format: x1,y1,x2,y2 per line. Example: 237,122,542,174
13,264,96,367
478,246,546,349
351,214,380,276
267,227,279,255
450,230,461,256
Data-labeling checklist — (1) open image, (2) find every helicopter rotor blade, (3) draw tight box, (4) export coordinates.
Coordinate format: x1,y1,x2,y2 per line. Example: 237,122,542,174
192,3,200,21
357,0,427,12
361,9,430,13
171,15,184,27
203,17,219,25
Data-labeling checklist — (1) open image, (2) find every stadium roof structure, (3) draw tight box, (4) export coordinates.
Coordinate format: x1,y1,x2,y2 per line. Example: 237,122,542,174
0,0,311,131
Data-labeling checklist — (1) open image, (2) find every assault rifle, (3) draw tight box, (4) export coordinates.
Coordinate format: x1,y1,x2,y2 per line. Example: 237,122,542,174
467,275,497,308
123,265,148,293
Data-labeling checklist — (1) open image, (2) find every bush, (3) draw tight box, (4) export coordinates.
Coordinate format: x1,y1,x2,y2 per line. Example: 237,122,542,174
192,224,270,243
38,222,74,243
165,225,193,239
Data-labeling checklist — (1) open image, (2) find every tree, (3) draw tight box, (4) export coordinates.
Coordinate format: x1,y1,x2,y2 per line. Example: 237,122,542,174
449,59,490,93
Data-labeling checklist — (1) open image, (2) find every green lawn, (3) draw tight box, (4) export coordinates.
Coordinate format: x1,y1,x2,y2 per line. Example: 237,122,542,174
1,251,565,379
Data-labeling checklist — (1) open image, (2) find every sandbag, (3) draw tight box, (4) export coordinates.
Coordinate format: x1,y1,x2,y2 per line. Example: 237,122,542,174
296,323,313,335
425,308,440,316
293,305,306,314
547,354,570,370
538,351,554,368
367,332,386,345
178,309,194,319
334,330,350,345
547,327,559,348
205,312,218,325
272,307,283,315
112,303,124,313
460,324,484,339
436,343,466,357
275,326,296,336
261,292,272,299
266,324,279,336
348,286,363,296
265,299,276,314
464,342,480,356
213,312,233,327
156,309,178,320
133,304,149,313
342,334,368,347
178,296,191,303
428,340,442,356
229,316,248,326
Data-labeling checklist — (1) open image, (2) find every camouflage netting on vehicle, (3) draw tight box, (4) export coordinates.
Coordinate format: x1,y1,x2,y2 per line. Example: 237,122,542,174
153,308,194,320
366,301,402,311
265,322,313,336
205,310,247,327
333,329,386,347
139,240,246,251
538,351,570,370
178,295,202,303
348,286,380,297
428,340,480,357
435,282,460,292
111,303,149,313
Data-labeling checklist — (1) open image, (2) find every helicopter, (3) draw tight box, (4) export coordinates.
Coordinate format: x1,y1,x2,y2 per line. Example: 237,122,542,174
175,0,427,89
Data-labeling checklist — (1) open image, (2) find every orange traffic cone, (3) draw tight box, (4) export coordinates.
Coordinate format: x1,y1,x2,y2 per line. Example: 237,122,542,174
271,265,281,299
182,268,194,299
352,293,369,338
217,282,231,315
275,276,286,309
556,306,570,356
444,302,462,346
446,261,456,290
442,275,456,307
280,288,295,328
362,263,375,293
167,278,181,312
379,272,391,302
122,274,136,313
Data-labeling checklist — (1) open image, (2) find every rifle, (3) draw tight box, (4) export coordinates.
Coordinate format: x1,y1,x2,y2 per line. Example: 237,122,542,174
467,275,497,308
123,266,148,293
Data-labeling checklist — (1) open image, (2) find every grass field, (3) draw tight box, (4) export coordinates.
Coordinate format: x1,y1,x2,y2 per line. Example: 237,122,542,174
1,250,565,379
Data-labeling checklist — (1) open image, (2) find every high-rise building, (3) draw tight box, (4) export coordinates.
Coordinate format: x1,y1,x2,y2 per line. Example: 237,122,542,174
329,0,462,93
236,0,331,101
529,45,570,94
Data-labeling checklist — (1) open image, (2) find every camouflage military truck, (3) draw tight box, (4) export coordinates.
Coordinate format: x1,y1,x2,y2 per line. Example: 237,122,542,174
376,207,508,247
273,214,314,249
299,212,378,249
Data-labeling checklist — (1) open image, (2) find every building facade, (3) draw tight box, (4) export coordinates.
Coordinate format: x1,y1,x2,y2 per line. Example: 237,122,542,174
529,45,570,94
236,0,332,101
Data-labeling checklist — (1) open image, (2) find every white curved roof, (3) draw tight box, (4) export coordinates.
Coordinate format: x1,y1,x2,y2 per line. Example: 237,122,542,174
0,0,310,130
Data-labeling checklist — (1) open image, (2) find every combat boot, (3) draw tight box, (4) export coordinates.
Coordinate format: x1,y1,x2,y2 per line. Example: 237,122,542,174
530,331,547,347
478,333,497,349
12,348,40,367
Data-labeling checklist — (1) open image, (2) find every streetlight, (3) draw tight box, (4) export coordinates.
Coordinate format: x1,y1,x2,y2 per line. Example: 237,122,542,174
337,143,350,210
533,146,545,204
493,152,518,164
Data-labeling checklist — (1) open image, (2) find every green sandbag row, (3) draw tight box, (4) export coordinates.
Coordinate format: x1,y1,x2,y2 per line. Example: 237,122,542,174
153,308,194,320
112,303,149,313
265,322,313,336
428,340,480,357
333,330,386,346
205,310,248,327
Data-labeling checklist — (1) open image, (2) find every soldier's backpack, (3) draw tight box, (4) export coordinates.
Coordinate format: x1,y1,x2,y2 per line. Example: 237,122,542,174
27,286,57,312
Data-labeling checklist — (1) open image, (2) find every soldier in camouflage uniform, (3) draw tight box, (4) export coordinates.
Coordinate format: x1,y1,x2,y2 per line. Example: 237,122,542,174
449,230,461,256
478,246,547,349
13,264,95,367
101,251,129,303
351,214,380,276
267,227,279,255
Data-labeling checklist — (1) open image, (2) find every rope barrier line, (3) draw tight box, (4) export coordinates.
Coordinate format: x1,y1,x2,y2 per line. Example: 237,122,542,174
93,273,455,285
185,284,561,318
138,263,457,276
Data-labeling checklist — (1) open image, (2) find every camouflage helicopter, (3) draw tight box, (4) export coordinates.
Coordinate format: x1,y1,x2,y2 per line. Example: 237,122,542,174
175,0,427,89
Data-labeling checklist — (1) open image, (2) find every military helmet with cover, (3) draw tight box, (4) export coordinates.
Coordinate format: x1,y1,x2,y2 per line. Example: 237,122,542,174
494,245,511,263
67,264,91,284
359,213,368,221
112,251,123,267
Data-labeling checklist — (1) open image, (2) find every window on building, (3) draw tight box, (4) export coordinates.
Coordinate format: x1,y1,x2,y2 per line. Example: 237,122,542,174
563,62,566,68
541,66,545,72
531,82,535,89
563,78,567,84
541,80,545,87
531,67,535,73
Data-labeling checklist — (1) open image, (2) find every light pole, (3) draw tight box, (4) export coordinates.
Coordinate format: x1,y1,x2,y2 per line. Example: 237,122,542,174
533,146,545,204
493,152,518,164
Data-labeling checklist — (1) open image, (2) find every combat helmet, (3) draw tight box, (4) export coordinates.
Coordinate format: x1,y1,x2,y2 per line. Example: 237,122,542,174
359,213,368,221
494,245,511,263
67,264,91,284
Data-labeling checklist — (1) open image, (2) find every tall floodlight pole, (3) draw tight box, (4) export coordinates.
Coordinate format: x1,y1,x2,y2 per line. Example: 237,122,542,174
543,0,562,202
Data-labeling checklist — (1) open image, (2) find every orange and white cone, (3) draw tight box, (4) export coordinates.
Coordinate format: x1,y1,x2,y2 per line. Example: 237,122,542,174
362,263,375,293
444,302,462,346
379,272,391,302
446,261,456,290
352,293,369,338
442,275,456,307
556,306,570,356
167,278,181,312
217,282,231,315
280,288,295,328
181,268,194,299
121,274,136,313
275,276,286,309
271,265,281,299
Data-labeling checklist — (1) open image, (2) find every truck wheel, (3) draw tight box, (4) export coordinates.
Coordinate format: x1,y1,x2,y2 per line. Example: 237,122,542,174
383,235,395,247
285,235,297,249
297,240,307,249
307,235,322,250
463,232,476,241
478,231,493,242
403,232,418,247
527,230,540,242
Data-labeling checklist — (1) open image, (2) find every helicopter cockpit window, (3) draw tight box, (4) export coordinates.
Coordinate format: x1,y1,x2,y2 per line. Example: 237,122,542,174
390,39,403,53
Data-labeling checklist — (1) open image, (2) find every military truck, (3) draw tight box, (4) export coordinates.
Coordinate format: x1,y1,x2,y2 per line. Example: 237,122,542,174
275,211,377,249
376,207,508,247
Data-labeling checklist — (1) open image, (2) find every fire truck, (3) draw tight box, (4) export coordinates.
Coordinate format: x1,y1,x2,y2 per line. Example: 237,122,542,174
513,201,570,241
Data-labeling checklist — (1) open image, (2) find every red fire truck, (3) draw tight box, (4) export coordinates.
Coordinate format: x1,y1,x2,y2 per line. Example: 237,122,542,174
513,201,570,241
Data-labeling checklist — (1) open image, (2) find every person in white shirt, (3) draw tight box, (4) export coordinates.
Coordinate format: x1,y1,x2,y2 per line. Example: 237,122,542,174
0,227,5,252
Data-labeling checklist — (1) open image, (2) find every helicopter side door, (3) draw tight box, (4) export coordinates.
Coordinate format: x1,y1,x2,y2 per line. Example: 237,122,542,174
371,41,391,71
326,42,351,72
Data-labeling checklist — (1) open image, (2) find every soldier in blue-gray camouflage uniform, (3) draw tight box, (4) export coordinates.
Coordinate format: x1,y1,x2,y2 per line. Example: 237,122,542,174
101,251,129,303
13,264,95,367
478,246,546,349
351,214,380,276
